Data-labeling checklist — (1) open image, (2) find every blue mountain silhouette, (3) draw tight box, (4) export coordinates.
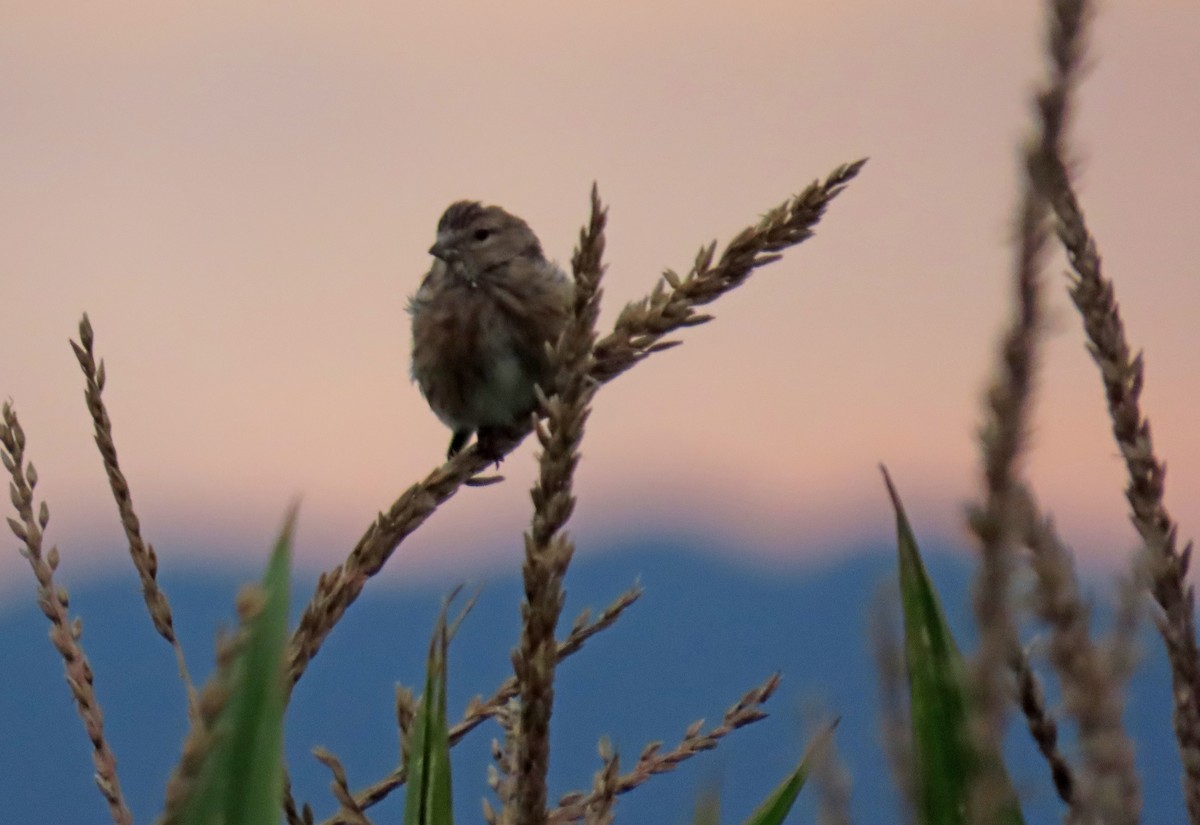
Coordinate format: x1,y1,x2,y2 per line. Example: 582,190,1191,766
0,539,1184,823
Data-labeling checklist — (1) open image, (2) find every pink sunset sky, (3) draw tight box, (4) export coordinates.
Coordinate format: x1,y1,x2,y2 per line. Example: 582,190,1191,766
2,1,1197,596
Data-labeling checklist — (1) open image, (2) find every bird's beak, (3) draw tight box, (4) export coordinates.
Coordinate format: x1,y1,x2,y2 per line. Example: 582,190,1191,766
428,241,448,261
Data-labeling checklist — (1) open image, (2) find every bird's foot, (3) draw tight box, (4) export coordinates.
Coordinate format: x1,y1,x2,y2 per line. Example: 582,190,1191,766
476,424,522,465
446,428,472,460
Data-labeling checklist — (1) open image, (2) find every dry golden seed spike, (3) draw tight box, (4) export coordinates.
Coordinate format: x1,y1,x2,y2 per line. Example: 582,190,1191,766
964,2,1142,824
4,406,133,825
69,340,88,370
235,585,266,621
1012,644,1076,806
71,316,198,716
314,749,373,825
394,685,417,749
596,736,613,760
313,746,340,770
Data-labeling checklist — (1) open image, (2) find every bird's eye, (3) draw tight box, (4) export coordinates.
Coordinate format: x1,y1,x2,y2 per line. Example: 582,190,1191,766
473,228,492,242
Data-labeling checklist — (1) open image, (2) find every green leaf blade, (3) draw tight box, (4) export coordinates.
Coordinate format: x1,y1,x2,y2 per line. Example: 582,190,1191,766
221,511,292,825
881,468,1024,825
171,507,295,825
739,723,834,825
404,612,455,825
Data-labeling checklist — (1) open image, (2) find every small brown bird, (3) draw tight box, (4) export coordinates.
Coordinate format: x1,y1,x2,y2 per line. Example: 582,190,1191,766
408,201,574,459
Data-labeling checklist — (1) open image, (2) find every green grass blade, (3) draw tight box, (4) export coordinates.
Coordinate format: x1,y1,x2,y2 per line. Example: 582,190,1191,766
739,723,834,825
883,467,970,825
169,507,294,825
404,610,455,825
880,467,1024,825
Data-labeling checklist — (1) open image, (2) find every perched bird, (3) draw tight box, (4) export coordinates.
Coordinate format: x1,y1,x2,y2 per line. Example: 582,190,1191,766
408,201,574,459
